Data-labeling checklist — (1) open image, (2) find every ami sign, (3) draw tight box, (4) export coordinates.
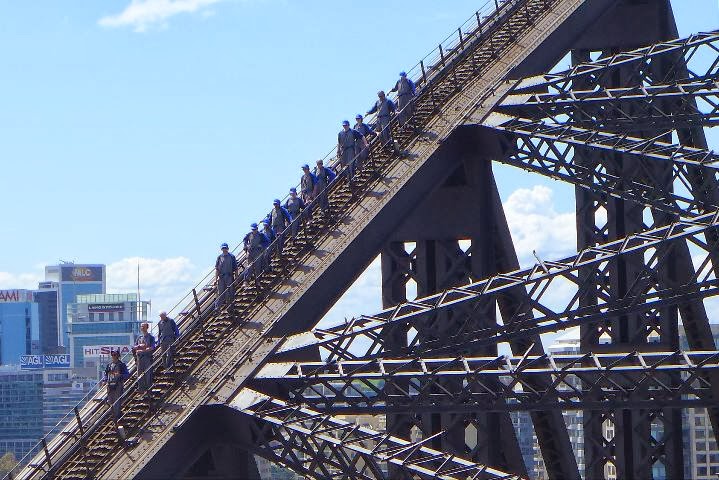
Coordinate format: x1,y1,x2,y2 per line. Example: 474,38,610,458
0,290,31,303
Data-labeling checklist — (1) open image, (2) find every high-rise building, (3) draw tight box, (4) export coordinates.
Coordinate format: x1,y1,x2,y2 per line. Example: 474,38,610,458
511,410,536,478
533,328,614,479
0,290,39,365
43,264,106,348
34,285,60,355
42,370,96,437
67,293,149,374
0,366,44,461
680,326,719,480
533,325,719,479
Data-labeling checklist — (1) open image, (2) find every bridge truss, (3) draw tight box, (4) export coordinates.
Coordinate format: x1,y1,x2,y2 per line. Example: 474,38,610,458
12,0,719,479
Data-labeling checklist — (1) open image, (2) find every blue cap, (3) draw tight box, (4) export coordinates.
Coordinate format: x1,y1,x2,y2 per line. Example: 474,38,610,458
355,114,362,119
400,71,407,77
302,164,309,169
262,219,270,225
273,199,281,205
342,120,350,126
289,187,297,193
220,242,229,249
250,223,258,229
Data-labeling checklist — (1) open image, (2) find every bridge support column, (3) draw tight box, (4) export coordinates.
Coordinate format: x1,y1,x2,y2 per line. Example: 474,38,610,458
381,152,527,476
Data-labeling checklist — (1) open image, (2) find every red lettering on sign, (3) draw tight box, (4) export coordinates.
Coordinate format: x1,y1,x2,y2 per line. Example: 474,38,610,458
0,290,20,302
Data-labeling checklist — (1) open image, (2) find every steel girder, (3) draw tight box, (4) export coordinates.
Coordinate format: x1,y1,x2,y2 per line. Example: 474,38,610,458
378,165,532,477
496,79,719,131
498,25,719,478
253,351,719,414
229,390,524,480
276,207,719,361
485,116,719,173
482,116,719,218
511,30,719,95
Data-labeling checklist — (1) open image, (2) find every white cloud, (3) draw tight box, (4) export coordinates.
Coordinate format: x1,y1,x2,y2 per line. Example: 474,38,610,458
319,256,382,328
503,185,577,267
106,256,200,317
317,185,579,328
0,270,44,290
98,0,225,32
0,257,200,319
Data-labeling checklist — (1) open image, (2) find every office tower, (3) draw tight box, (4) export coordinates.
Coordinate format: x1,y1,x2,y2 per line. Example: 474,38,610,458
0,290,39,365
43,264,105,348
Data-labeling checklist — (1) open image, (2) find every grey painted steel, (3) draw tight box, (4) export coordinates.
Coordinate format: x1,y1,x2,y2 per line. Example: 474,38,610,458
253,350,719,413
229,390,525,480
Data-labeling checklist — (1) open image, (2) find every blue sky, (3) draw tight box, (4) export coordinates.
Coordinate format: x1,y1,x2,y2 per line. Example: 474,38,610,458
0,0,717,322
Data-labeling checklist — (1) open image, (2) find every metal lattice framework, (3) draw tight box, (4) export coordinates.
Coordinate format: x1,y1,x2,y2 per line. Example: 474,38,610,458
231,391,523,480
12,2,719,480
253,351,719,413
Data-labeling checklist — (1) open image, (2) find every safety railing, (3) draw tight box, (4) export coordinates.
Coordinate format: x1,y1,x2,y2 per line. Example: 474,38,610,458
9,0,540,477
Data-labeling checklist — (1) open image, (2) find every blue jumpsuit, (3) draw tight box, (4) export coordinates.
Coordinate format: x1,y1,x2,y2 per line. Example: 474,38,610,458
158,317,180,369
367,97,397,147
338,128,364,182
133,333,156,392
215,252,238,306
285,196,305,237
393,76,416,126
244,230,270,278
104,359,130,420
313,166,336,213
354,122,374,165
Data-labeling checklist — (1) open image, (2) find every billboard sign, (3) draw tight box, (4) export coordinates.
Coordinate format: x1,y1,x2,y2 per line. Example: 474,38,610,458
0,290,31,303
87,303,124,313
43,354,71,369
82,345,132,358
20,354,71,369
61,266,104,283
20,355,43,369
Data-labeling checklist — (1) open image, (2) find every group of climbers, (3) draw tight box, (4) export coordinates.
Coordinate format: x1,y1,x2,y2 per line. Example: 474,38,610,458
102,71,418,429
102,312,179,422
212,72,418,303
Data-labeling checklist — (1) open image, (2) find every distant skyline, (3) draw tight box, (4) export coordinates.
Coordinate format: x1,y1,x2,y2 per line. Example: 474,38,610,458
0,1,717,323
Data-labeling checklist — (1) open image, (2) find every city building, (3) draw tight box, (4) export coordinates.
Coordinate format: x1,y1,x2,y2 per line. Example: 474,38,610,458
41,365,97,437
532,328,615,479
0,290,39,365
533,325,719,480
43,264,106,348
67,293,149,374
0,366,44,462
33,286,61,355
680,325,719,480
511,410,536,479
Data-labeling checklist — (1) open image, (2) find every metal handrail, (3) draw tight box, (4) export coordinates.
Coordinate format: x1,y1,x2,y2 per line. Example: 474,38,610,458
10,0,531,477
